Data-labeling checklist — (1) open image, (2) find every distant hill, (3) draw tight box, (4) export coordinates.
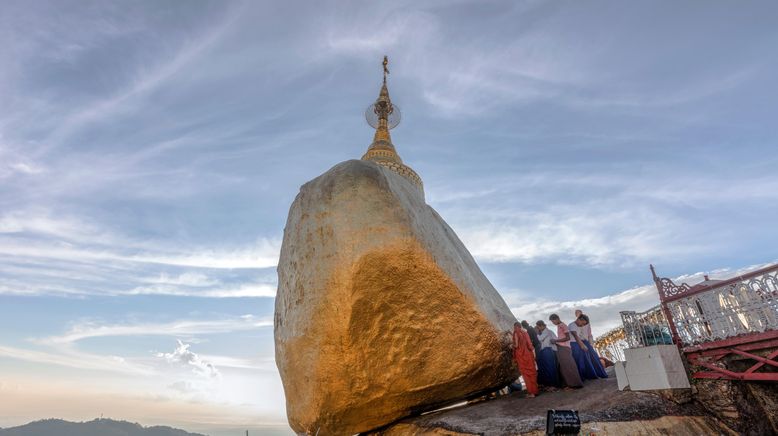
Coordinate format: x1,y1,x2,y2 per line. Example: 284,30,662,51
0,418,207,436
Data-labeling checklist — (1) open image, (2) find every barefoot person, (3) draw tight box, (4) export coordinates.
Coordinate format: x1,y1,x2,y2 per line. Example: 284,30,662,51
569,315,598,380
576,313,608,378
512,321,539,397
535,320,560,389
549,314,583,389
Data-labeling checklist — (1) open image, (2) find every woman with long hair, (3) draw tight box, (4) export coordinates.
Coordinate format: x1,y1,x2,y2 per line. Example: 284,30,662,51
512,321,539,397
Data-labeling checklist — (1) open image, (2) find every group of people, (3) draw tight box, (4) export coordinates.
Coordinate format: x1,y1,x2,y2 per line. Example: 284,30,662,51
511,310,608,397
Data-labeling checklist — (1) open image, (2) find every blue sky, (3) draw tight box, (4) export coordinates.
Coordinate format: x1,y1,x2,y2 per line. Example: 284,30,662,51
1,1,777,434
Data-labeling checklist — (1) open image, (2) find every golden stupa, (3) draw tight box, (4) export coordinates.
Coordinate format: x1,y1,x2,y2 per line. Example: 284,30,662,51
361,56,423,193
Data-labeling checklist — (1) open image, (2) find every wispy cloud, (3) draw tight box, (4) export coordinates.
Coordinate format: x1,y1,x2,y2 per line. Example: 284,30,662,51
0,208,281,297
457,206,708,267
0,315,272,378
125,282,277,298
39,315,273,345
0,344,152,375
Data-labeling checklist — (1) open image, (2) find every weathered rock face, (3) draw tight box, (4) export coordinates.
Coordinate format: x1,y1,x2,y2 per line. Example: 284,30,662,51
274,160,517,435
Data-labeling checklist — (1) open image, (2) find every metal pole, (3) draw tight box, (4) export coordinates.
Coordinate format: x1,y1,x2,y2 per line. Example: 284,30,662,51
651,265,683,347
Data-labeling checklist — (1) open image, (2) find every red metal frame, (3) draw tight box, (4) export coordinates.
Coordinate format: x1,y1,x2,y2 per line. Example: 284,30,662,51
684,331,778,381
650,264,778,382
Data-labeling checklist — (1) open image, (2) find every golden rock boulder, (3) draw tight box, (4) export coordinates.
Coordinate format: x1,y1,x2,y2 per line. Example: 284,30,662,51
274,159,517,434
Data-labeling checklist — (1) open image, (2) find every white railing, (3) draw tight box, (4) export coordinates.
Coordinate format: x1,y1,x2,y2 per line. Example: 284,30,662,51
656,264,778,347
593,305,672,361
619,306,673,349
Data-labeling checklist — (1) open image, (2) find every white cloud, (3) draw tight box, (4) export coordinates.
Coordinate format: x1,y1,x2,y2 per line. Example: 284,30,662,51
142,272,218,287
7,161,44,175
40,315,273,345
0,208,283,271
157,340,220,379
1,315,273,379
325,9,439,55
34,3,245,156
0,208,281,298
0,209,103,240
125,282,277,298
0,344,152,375
458,206,708,268
199,354,275,371
131,240,281,269
509,261,774,338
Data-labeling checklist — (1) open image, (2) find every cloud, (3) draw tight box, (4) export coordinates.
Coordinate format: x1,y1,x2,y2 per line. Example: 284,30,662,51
0,209,104,240
130,242,281,269
142,272,218,287
125,282,277,298
158,340,220,379
1,315,272,378
6,161,44,176
199,354,275,371
431,162,778,268
0,208,281,298
0,344,152,375
508,261,774,338
457,206,708,268
32,3,245,156
40,315,273,345
325,8,439,55
0,232,282,270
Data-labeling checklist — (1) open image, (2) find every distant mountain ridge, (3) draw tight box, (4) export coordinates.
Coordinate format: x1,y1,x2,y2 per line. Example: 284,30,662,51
0,418,207,436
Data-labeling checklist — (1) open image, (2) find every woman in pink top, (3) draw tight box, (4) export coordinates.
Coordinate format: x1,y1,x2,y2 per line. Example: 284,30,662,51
549,313,583,389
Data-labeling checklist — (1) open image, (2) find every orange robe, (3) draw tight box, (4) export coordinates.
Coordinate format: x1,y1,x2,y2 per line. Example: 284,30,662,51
513,326,539,395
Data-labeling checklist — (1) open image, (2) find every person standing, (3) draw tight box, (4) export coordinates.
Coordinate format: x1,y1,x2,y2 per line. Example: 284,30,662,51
512,321,539,397
549,314,583,389
576,314,608,378
522,319,541,356
568,316,598,380
534,320,560,388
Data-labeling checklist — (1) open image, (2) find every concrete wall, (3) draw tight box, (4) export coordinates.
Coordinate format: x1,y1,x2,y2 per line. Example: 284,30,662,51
615,344,690,391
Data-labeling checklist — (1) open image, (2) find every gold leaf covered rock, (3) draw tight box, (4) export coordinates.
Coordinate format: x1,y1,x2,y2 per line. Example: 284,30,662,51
274,159,517,434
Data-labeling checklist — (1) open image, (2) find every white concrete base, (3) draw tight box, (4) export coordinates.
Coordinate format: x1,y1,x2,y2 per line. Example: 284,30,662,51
616,344,691,391
614,361,630,390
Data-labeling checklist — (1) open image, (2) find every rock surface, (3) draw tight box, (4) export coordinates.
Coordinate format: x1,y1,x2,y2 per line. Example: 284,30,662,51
274,160,518,434
376,370,734,436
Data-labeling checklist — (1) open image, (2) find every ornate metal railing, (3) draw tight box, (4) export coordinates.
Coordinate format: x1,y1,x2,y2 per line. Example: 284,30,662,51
593,305,672,361
653,263,778,347
619,305,673,349
593,325,627,362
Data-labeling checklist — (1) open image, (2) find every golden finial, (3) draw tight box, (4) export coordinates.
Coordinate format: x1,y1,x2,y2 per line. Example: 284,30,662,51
361,56,424,194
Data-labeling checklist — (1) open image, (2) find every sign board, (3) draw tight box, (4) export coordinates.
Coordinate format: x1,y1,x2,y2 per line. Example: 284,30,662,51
546,409,581,435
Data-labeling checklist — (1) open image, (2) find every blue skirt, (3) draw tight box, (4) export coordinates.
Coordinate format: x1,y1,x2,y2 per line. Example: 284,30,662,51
536,347,560,387
570,341,598,380
583,339,608,378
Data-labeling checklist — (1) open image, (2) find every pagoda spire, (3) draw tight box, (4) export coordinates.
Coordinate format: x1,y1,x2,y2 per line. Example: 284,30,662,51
361,56,423,194
363,56,401,164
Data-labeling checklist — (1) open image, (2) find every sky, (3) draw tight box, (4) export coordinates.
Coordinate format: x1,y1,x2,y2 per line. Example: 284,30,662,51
1,1,778,434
